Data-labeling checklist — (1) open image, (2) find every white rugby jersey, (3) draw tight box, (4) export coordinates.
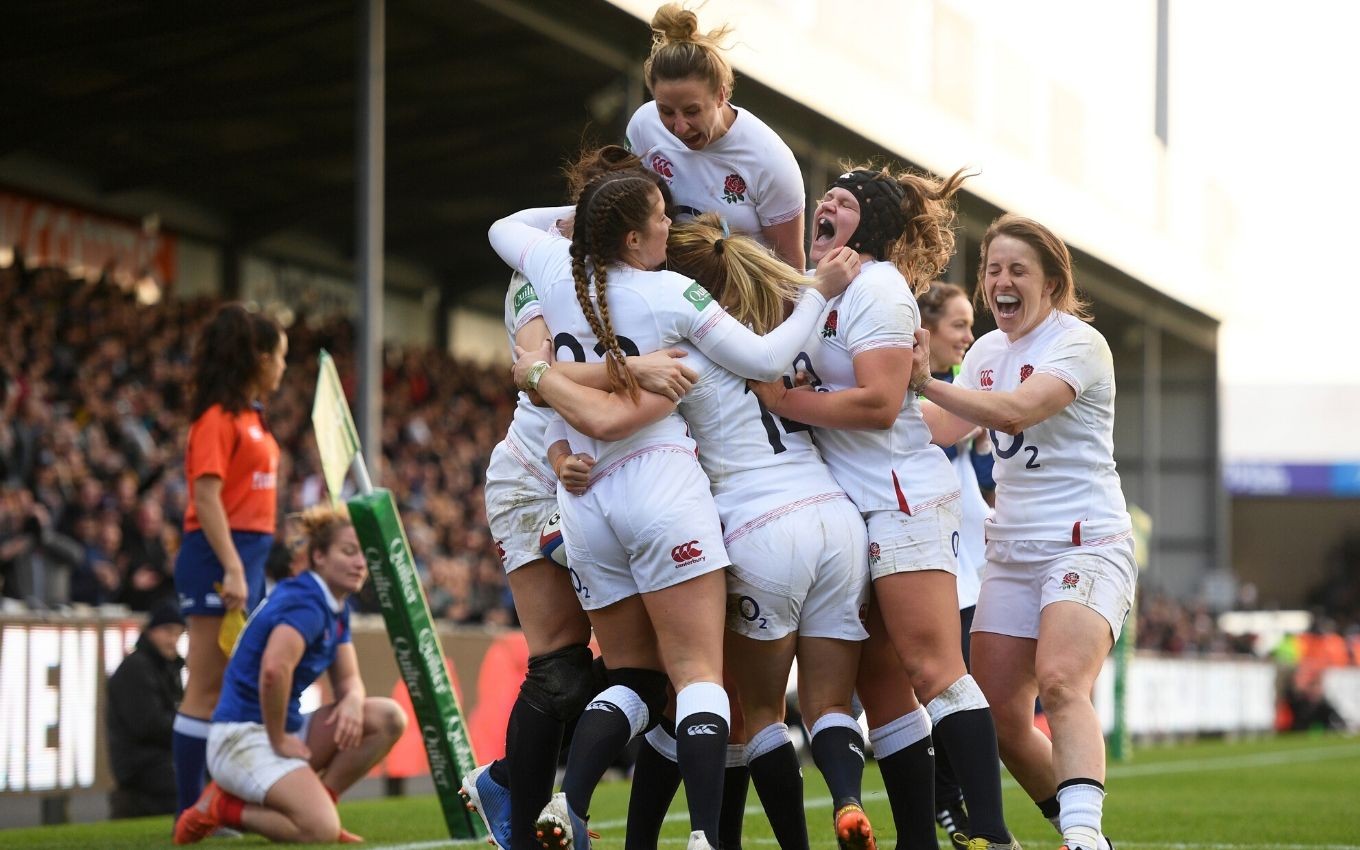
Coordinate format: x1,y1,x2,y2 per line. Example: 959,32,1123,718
488,209,828,474
676,343,845,539
627,102,804,243
501,271,555,484
795,261,960,514
957,311,1131,544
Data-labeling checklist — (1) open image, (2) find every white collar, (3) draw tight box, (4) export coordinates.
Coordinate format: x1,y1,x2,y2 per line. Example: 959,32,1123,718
305,570,344,614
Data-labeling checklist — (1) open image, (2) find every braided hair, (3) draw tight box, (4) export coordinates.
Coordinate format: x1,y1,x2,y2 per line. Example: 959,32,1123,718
570,174,660,400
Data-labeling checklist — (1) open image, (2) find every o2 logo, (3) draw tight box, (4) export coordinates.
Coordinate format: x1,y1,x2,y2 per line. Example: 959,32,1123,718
568,567,590,599
990,429,1041,469
736,595,768,630
554,331,640,363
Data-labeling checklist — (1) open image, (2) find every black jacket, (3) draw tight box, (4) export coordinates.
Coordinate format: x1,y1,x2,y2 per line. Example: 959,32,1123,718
106,632,184,789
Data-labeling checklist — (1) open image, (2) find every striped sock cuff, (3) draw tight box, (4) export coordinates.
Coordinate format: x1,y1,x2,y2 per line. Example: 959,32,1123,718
744,723,792,762
809,711,861,739
925,674,989,726
173,713,211,739
590,684,650,739
868,705,931,759
676,681,730,727
644,724,679,763
726,743,748,768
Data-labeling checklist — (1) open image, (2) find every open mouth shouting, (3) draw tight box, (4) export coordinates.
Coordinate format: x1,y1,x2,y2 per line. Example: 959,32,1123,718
813,215,837,253
994,292,1021,320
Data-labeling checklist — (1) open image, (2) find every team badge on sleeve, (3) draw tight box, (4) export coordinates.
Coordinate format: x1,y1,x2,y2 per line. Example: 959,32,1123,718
1020,364,1034,382
512,280,537,313
682,281,714,311
1061,571,1080,589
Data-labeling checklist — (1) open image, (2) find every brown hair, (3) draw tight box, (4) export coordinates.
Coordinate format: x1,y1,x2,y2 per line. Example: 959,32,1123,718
666,213,804,335
570,174,661,399
838,162,970,295
644,3,735,97
564,144,646,203
916,281,969,331
297,505,354,571
190,304,283,418
976,214,1091,321
564,144,673,211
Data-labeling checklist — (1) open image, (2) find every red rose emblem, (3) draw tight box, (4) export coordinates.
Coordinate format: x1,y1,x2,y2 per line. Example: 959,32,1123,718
1020,364,1034,382
821,309,839,338
721,173,747,204
1061,571,1080,589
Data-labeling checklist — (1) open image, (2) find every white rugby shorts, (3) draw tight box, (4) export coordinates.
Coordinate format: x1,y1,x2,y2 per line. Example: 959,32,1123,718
724,494,869,642
206,722,311,804
972,535,1137,641
485,438,558,574
559,447,728,610
864,498,962,582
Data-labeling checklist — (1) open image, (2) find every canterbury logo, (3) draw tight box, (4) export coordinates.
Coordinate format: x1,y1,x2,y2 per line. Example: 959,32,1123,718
671,540,703,563
849,743,864,760
686,723,720,736
585,701,616,713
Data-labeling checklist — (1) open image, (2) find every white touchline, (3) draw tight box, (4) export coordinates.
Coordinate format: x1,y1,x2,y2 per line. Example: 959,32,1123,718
367,742,1360,850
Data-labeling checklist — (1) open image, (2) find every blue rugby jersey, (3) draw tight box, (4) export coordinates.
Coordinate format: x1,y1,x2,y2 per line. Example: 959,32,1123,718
212,571,351,732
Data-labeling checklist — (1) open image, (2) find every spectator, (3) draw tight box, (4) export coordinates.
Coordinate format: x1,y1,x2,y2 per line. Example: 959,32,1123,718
107,601,187,818
0,483,82,606
0,262,518,624
119,497,176,611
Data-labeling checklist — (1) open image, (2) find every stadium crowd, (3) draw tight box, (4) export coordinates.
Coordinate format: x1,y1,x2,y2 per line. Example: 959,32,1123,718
0,258,517,625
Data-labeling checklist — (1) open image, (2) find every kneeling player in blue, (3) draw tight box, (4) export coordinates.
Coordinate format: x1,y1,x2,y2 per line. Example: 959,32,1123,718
174,506,406,845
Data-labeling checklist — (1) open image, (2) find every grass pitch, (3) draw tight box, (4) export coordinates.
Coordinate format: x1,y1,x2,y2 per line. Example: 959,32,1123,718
5,733,1358,849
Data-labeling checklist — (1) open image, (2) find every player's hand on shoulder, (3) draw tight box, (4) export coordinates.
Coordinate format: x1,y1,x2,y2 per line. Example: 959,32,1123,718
812,247,861,299
629,348,698,402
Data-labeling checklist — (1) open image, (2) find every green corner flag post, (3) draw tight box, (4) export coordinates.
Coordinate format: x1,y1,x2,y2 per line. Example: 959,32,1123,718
1110,504,1152,763
311,350,484,840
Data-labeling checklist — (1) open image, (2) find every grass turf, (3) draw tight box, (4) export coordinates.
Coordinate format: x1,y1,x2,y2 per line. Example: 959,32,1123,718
5,733,1358,849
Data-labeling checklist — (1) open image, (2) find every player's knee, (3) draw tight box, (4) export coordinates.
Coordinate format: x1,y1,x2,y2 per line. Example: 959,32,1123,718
607,667,670,733
521,643,596,721
1035,665,1089,711
367,696,407,742
294,805,341,843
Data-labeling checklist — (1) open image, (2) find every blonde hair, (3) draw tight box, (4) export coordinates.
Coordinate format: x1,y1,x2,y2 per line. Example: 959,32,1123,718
644,3,735,97
296,505,354,570
667,214,803,334
977,214,1092,322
